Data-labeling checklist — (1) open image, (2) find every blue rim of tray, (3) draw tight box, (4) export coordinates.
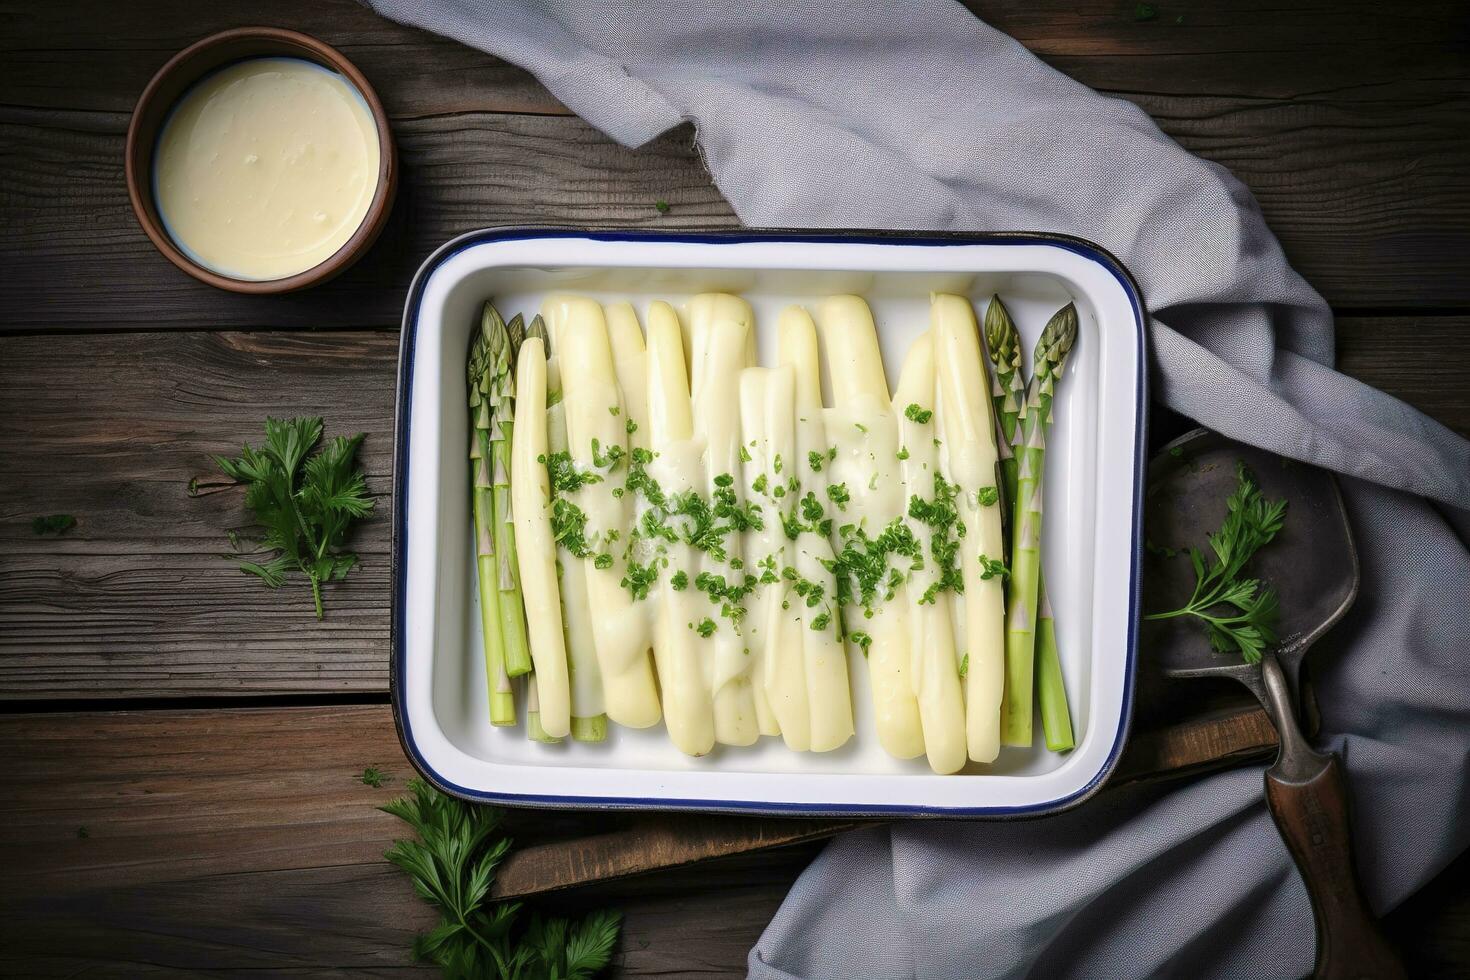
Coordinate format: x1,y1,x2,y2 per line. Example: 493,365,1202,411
390,226,1149,818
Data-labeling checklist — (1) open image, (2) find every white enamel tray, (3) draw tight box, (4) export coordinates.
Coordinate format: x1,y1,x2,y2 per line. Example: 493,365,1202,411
392,228,1147,817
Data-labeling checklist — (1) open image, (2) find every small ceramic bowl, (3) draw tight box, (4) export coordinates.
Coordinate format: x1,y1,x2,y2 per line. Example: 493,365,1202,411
124,27,397,294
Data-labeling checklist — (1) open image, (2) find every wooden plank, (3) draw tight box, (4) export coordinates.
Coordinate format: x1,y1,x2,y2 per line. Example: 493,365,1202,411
0,111,736,332
0,705,1461,977
1336,316,1470,438
0,704,815,977
494,814,859,900
0,704,1273,902
4,319,1462,699
0,100,1461,325
2,3,1469,324
0,706,819,977
0,331,399,697
6,0,1465,117
0,0,565,119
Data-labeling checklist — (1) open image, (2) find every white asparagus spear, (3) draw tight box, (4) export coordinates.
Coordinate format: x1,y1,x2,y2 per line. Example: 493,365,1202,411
813,296,923,760
542,294,661,729
776,306,855,753
742,377,780,741
893,331,967,774
688,293,760,746
605,302,651,453
741,366,805,747
544,356,607,739
738,367,782,738
932,293,1007,763
509,336,572,738
645,301,716,756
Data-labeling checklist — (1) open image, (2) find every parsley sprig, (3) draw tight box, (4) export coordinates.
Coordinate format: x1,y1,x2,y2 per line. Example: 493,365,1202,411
1145,461,1287,664
383,779,621,979
213,417,374,619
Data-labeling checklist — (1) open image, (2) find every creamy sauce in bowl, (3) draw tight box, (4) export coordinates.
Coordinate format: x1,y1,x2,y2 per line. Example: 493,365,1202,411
152,57,380,281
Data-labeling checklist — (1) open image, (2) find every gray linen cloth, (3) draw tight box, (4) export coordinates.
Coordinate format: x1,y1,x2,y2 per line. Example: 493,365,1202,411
365,1,1470,975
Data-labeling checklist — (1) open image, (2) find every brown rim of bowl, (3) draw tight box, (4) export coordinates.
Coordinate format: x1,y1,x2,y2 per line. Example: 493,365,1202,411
124,27,398,295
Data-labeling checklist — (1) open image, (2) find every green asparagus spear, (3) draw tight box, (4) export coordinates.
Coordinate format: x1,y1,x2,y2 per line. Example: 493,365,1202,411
469,320,514,725
1000,301,1077,747
984,297,1075,752
485,307,533,679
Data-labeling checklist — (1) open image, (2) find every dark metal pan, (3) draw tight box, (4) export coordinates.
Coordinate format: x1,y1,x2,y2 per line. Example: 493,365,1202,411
1142,428,1403,980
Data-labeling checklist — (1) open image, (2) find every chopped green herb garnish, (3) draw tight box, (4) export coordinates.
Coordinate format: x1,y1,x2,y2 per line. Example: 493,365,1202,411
977,554,1009,580
590,438,626,471
808,450,824,472
541,450,603,494
621,558,659,600
978,486,999,507
551,498,593,558
904,403,933,424
958,653,969,678
695,617,717,638
670,569,689,591
32,514,76,535
896,446,910,461
361,765,389,788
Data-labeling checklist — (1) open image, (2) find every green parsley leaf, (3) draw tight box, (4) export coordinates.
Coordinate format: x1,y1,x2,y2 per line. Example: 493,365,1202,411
670,570,689,591
212,417,374,619
808,450,824,472
904,403,933,424
655,199,671,214
1134,2,1158,21
383,778,621,978
695,617,717,638
1145,461,1287,664
361,765,389,788
978,486,999,507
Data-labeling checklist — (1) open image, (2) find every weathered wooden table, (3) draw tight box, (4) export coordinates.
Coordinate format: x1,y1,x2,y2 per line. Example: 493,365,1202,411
3,1,1468,975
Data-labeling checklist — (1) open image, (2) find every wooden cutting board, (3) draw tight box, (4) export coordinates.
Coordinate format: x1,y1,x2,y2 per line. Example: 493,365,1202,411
491,670,1291,899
